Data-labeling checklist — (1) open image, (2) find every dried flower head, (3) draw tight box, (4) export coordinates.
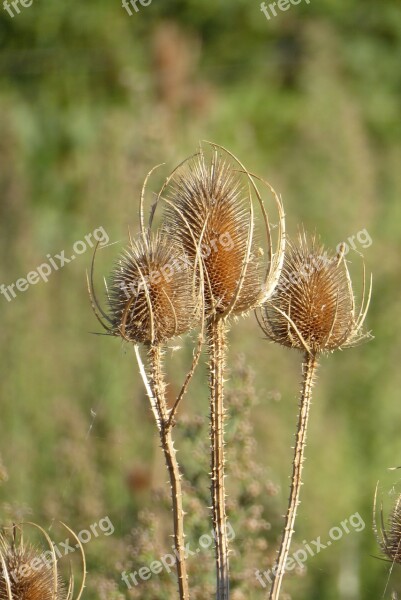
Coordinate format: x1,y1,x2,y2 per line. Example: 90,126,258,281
375,487,401,565
258,231,372,355
101,232,200,345
0,534,65,600
162,143,285,318
0,524,85,600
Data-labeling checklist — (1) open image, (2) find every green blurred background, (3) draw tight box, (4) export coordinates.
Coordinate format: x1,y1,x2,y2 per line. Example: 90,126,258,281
1,0,401,598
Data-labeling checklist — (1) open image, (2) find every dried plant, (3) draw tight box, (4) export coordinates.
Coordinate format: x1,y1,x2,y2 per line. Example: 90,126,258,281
258,231,372,599
374,483,401,597
163,142,285,599
88,170,204,600
376,492,401,565
0,522,86,600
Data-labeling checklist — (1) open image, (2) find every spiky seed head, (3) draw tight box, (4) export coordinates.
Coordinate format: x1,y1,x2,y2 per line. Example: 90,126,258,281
0,533,67,600
163,147,267,317
376,492,401,564
258,232,372,355
107,232,199,344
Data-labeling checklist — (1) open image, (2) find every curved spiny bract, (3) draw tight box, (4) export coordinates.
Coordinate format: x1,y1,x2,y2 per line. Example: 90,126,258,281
163,143,284,318
259,231,372,355
107,231,200,345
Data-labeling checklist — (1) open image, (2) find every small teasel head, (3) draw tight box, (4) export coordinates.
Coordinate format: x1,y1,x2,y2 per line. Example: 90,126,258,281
91,231,200,345
162,142,285,319
374,484,401,566
0,523,86,600
258,231,372,355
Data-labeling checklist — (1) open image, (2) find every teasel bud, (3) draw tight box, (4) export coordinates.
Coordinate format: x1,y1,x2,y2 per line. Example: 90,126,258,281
160,142,285,600
0,523,86,600
258,231,372,600
374,484,401,566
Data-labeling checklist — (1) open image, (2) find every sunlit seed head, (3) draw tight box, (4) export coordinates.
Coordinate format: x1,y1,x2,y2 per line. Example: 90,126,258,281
108,232,199,344
376,491,401,565
0,534,67,600
259,231,372,354
163,147,265,317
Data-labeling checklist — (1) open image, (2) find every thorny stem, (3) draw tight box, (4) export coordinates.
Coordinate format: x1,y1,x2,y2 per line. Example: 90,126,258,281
148,344,190,600
269,351,318,600
208,317,230,600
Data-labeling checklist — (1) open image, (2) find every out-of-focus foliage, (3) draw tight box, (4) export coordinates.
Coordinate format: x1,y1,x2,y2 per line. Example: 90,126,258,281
1,0,401,597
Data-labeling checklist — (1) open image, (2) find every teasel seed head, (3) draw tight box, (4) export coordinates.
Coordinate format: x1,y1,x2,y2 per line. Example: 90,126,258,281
374,485,401,565
162,142,285,319
0,523,86,600
258,231,372,355
92,231,200,345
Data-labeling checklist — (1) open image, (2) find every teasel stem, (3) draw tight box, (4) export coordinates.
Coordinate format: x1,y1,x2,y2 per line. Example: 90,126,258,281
269,350,318,600
147,343,190,600
208,316,230,600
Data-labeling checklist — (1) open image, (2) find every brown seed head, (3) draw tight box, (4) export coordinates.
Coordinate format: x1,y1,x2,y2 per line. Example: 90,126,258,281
375,488,401,565
0,532,66,600
163,144,284,318
107,232,200,344
258,231,372,354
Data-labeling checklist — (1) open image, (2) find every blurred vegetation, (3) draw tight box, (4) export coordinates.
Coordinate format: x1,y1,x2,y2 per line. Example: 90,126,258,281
1,0,401,597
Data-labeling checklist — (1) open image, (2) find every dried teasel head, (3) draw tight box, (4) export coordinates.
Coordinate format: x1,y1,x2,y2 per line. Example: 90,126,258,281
0,522,86,600
374,485,401,565
161,142,285,319
258,231,372,355
89,231,200,345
